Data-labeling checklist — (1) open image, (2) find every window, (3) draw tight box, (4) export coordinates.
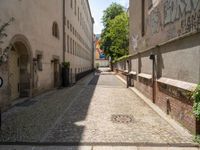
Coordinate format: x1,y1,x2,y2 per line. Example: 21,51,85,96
37,54,43,71
70,24,72,32
141,0,145,36
73,40,74,55
70,38,72,54
75,0,77,15
78,7,80,21
71,0,73,9
67,20,69,29
52,22,59,39
67,35,69,53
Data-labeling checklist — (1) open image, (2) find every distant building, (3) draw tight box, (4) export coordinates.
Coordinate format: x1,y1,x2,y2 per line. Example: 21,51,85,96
114,0,200,134
95,34,109,67
0,0,94,110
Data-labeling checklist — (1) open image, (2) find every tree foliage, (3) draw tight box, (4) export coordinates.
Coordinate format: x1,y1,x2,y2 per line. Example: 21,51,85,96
100,3,129,61
0,17,14,65
102,3,124,27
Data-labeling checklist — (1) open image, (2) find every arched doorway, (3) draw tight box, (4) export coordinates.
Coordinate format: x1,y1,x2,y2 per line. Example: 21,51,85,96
8,35,32,101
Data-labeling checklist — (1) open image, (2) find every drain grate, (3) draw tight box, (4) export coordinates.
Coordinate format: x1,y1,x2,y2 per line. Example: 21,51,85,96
111,115,134,124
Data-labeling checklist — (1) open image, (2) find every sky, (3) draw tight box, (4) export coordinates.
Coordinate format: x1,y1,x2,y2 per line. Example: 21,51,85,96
88,0,129,34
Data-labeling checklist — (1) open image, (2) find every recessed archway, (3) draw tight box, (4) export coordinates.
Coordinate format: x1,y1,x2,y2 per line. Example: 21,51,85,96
8,35,33,101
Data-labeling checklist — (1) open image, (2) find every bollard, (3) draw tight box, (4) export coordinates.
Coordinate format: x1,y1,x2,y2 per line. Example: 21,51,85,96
0,108,1,130
0,77,3,129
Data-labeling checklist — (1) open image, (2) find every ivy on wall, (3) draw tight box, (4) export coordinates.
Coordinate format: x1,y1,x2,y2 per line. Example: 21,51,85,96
192,84,200,120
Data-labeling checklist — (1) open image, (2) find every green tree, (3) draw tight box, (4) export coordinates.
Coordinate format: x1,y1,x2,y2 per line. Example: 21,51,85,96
100,3,129,61
102,3,124,27
108,13,129,59
0,17,14,65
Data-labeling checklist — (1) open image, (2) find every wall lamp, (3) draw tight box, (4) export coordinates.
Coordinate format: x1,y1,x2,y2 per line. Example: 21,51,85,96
149,53,155,60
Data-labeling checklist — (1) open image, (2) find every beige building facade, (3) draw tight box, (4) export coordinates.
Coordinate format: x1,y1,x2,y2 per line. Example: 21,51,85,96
0,0,94,110
114,0,200,134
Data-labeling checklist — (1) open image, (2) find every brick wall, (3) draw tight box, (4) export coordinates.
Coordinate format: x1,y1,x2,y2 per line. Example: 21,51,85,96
113,64,200,134
135,79,153,101
156,82,197,133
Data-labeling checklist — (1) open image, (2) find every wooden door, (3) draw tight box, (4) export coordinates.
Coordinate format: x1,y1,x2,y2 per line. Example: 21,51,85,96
9,50,20,100
53,60,59,87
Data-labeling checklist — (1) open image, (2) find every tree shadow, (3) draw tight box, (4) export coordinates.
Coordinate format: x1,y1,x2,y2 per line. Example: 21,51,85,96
0,72,100,149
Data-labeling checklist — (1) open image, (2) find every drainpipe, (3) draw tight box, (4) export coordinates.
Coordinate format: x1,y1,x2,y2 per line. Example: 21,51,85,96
149,53,156,103
0,76,3,129
62,0,66,62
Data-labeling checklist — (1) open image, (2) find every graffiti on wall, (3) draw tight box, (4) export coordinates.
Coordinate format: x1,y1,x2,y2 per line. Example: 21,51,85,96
164,0,200,35
150,7,162,34
164,0,200,25
178,9,200,35
131,34,138,52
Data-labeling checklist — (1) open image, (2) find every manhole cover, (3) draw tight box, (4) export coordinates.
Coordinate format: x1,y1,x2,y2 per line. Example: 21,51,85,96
111,115,134,124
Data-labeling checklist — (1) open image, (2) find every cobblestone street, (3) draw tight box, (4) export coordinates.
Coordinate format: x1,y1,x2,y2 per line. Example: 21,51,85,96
0,69,199,149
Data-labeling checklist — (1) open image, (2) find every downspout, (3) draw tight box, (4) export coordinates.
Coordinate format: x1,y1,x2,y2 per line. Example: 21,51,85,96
62,0,66,62
92,18,95,70
150,53,156,103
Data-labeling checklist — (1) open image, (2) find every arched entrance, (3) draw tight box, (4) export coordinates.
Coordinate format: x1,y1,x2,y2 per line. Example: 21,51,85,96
8,35,32,101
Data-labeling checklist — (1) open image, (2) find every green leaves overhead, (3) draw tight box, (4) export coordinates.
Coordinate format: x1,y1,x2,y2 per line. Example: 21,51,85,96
102,3,124,27
100,3,129,61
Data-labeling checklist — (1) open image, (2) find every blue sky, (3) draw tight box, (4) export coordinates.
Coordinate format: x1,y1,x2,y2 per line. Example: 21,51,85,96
88,0,129,34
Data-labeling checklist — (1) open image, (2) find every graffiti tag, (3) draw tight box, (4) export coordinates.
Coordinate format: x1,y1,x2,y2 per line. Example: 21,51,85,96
164,0,200,25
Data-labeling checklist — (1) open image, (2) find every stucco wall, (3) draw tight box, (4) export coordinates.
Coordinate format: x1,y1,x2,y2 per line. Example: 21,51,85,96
157,33,200,84
130,0,200,52
129,0,200,84
64,0,94,83
0,0,63,92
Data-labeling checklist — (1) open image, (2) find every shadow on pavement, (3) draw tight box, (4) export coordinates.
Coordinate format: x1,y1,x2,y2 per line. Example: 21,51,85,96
0,72,100,149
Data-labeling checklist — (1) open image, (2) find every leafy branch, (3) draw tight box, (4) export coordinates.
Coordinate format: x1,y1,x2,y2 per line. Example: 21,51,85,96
0,17,15,65
192,84,200,120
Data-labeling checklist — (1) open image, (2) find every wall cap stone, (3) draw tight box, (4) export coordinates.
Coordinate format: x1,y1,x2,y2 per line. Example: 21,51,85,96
129,71,137,75
138,73,152,80
157,77,197,92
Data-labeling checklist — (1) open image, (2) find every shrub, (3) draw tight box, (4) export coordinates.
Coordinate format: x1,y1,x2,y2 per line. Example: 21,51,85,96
192,84,200,120
62,61,70,68
112,55,131,63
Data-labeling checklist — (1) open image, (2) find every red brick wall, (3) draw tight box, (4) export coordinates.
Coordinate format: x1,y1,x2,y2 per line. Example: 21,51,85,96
156,82,198,134
114,68,199,134
135,78,153,101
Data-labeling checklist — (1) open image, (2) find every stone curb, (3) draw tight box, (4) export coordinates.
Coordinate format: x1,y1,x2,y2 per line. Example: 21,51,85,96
0,145,199,150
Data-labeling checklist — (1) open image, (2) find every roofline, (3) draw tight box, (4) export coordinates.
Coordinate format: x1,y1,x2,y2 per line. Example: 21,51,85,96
86,0,95,24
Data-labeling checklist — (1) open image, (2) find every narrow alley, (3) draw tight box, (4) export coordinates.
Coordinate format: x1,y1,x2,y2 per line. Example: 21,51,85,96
0,69,198,149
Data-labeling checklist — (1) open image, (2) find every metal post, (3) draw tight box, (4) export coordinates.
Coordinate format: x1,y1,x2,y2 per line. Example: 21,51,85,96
150,54,156,103
0,77,3,129
0,108,1,130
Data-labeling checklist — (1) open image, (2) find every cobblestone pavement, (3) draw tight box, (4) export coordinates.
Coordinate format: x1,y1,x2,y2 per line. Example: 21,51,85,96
0,69,198,147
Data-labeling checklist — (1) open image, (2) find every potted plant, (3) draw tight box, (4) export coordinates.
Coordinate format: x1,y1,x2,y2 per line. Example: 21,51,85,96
62,61,70,87
96,62,100,69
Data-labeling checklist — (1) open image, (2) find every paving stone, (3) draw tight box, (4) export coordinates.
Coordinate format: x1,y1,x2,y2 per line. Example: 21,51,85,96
35,146,92,150
0,146,92,150
0,145,33,150
93,146,137,150
138,147,168,150
167,147,199,150
0,70,196,147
